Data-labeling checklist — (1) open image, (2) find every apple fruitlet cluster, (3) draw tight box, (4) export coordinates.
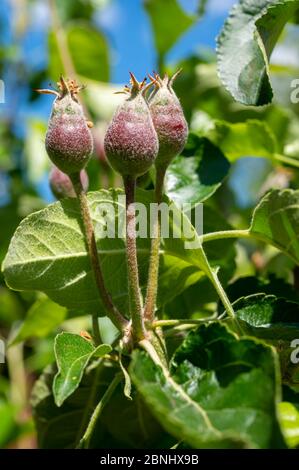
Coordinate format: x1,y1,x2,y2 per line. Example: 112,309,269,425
41,72,187,193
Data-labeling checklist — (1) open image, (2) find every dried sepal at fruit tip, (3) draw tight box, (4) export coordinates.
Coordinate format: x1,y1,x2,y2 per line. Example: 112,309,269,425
114,73,150,97
37,77,93,175
104,72,159,178
148,70,188,169
49,166,89,200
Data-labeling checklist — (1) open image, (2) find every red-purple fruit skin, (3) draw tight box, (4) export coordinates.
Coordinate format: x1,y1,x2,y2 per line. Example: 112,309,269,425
149,81,188,169
104,93,159,177
46,94,93,174
49,167,89,199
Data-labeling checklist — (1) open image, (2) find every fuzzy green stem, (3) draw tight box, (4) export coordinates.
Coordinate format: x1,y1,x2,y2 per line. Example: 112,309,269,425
274,153,299,169
139,339,168,373
75,359,104,446
200,249,235,322
144,165,166,323
152,316,217,329
196,241,237,321
6,340,27,409
149,328,169,368
71,173,128,337
202,229,251,243
203,259,246,334
208,270,236,319
202,228,299,265
123,175,146,341
201,229,262,334
78,373,122,448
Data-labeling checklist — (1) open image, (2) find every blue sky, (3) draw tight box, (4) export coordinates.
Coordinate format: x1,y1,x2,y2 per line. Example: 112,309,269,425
97,0,236,82
0,0,237,140
0,0,236,84
1,0,248,205
0,0,236,122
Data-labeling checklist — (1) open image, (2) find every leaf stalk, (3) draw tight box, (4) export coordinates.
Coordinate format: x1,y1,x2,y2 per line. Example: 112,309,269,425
78,372,122,448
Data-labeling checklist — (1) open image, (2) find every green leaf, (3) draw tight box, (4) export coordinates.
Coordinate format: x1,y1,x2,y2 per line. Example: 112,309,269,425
31,364,114,448
119,355,132,400
217,0,299,105
48,31,63,82
224,275,299,305
67,23,109,81
24,120,49,184
156,254,205,309
131,324,285,449
0,204,22,267
165,137,230,207
99,385,175,449
10,298,67,346
0,401,17,448
55,0,94,22
144,0,196,57
48,21,109,82
279,344,299,392
202,206,236,274
205,120,277,162
197,0,208,17
164,206,237,318
53,332,111,406
0,122,16,171
83,80,123,121
31,364,172,448
233,294,299,341
203,189,299,272
278,402,299,448
0,287,24,326
264,253,296,282
2,188,216,316
250,189,299,264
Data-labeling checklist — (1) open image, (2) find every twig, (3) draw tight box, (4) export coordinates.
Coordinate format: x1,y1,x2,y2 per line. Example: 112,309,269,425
151,316,217,328
123,175,146,341
144,165,166,323
78,373,122,448
71,173,128,336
